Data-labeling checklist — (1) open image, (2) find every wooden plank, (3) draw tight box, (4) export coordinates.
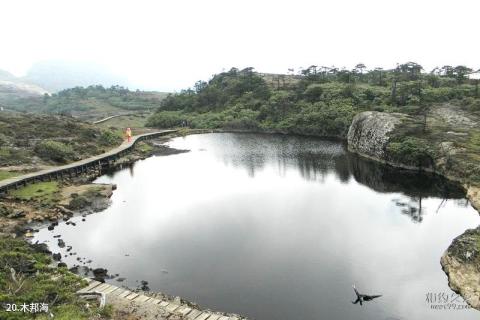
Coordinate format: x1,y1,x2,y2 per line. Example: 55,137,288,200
109,288,126,296
80,280,102,292
195,313,212,320
104,286,119,294
208,315,221,320
186,310,202,319
133,295,150,303
218,317,230,320
159,301,169,308
118,290,132,298
94,283,111,292
165,303,180,312
177,306,192,316
228,317,239,320
125,292,139,300
148,298,161,304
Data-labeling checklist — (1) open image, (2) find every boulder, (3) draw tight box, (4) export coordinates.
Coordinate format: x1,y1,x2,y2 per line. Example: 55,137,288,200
441,226,480,310
347,111,404,161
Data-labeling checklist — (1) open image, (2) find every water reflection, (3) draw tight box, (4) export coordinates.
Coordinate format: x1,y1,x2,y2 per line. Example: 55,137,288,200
34,133,480,320
169,133,465,224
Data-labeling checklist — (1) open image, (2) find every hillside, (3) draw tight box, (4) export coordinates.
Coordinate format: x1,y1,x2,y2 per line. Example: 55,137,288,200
0,69,48,108
0,85,168,121
147,64,480,138
23,60,131,92
0,111,122,174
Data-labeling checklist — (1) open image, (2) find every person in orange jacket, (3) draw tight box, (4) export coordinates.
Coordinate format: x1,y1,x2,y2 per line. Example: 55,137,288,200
125,127,132,142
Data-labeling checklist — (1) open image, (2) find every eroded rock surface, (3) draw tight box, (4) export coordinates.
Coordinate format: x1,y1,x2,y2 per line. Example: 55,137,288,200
441,226,480,309
347,111,404,161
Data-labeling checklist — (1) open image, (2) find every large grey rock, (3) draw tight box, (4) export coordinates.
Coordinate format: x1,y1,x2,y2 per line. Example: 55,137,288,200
441,226,480,310
347,111,404,161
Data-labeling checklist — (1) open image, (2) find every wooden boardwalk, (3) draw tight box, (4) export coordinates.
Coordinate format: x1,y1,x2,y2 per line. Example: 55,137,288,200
0,130,176,195
78,278,243,320
92,113,132,124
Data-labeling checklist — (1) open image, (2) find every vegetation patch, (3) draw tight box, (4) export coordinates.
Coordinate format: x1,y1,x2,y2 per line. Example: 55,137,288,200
0,112,122,167
387,137,434,168
0,237,109,320
10,182,60,205
135,141,154,154
0,171,20,181
147,64,480,140
34,141,75,163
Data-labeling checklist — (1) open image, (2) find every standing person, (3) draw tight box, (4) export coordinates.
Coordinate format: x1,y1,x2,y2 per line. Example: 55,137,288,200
125,127,132,142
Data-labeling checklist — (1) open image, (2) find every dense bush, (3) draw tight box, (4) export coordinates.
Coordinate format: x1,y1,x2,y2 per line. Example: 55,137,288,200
387,137,434,168
99,130,120,146
146,111,186,128
34,140,74,163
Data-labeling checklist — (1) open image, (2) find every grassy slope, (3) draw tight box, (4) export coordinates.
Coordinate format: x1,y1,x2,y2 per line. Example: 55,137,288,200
0,111,122,168
0,85,168,122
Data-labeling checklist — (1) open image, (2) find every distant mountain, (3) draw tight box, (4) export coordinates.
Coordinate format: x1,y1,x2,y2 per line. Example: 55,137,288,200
0,69,16,81
0,69,48,108
22,60,131,92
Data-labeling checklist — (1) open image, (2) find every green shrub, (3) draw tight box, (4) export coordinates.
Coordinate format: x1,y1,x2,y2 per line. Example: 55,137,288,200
387,137,434,168
68,196,91,210
146,111,186,128
34,140,74,163
99,130,120,146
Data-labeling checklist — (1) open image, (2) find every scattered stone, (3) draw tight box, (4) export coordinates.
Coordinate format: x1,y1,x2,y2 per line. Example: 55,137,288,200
31,243,51,254
57,239,66,248
7,210,26,219
58,262,67,268
93,267,108,282
140,280,150,291
52,253,62,261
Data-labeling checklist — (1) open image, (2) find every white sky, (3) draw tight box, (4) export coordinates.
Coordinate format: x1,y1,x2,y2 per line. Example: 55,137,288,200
0,0,479,91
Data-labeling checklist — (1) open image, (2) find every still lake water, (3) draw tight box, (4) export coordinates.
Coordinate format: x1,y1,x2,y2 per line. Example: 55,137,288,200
35,133,480,320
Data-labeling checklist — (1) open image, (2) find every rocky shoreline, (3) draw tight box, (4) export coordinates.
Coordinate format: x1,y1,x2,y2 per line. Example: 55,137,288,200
2,121,479,315
0,135,248,319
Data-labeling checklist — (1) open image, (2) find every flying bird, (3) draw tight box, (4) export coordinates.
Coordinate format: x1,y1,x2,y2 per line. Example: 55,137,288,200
351,284,382,305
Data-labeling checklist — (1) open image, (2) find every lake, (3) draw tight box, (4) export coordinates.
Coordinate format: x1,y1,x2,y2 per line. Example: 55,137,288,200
34,133,480,319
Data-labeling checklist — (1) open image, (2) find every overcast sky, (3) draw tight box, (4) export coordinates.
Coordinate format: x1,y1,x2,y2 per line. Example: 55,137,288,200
0,0,478,91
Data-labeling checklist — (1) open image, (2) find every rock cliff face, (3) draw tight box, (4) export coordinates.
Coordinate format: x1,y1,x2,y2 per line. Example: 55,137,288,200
347,111,403,162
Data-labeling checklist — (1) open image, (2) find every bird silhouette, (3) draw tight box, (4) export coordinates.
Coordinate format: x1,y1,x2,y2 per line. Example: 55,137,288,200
351,285,382,305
